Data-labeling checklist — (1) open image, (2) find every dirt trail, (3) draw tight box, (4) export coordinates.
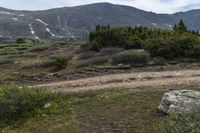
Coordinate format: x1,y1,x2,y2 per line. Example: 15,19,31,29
34,69,200,93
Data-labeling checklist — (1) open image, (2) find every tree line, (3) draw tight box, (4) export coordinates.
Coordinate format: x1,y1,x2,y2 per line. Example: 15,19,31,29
85,20,200,59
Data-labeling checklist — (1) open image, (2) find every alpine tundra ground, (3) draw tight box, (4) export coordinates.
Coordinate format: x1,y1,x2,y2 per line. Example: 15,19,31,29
1,43,200,132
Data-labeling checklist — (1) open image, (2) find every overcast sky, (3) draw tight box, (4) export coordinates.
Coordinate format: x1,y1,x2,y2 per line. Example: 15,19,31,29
0,0,200,13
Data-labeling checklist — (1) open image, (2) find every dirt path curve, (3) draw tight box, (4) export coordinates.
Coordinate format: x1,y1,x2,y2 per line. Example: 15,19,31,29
34,69,200,93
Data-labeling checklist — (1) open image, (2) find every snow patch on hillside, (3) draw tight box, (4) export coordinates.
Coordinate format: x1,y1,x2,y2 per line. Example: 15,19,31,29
36,19,48,26
35,36,40,40
152,23,158,26
0,35,13,38
19,14,25,17
0,11,15,15
46,28,55,37
58,36,64,38
98,17,102,20
71,35,75,38
29,24,35,35
12,18,18,21
166,24,172,28
29,24,40,40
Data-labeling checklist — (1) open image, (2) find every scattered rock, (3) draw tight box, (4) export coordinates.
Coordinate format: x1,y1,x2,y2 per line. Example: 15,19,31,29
44,103,51,108
158,90,200,114
118,63,124,67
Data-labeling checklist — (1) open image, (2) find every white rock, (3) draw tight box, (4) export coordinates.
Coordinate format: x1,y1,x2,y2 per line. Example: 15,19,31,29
158,90,200,114
44,103,51,108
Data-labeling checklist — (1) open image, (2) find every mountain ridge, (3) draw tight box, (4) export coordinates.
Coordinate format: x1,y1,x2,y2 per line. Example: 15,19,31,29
0,3,200,40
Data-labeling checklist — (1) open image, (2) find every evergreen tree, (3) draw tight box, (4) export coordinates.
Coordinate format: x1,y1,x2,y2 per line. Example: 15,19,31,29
173,24,178,32
174,20,187,34
96,25,101,31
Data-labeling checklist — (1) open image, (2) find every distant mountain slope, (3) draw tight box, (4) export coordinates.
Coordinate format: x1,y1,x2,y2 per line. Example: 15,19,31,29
0,3,200,40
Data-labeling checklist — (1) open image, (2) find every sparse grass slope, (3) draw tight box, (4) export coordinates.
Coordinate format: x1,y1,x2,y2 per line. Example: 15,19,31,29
0,84,200,132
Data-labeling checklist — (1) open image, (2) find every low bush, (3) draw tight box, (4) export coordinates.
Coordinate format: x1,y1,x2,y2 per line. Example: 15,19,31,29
125,36,143,49
86,22,200,59
23,56,71,70
144,33,200,59
0,85,53,120
76,56,109,67
110,50,150,66
81,41,101,52
16,38,26,44
51,56,71,70
28,45,50,52
89,27,127,51
78,47,121,61
99,47,122,55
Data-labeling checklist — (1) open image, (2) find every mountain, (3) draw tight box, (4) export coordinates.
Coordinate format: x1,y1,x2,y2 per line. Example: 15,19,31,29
0,3,200,40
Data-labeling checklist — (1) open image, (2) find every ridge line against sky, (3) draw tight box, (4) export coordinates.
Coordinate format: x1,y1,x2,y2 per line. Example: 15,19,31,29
0,0,200,13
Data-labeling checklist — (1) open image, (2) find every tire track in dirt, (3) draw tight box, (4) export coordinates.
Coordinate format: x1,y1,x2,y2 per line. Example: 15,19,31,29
34,69,200,93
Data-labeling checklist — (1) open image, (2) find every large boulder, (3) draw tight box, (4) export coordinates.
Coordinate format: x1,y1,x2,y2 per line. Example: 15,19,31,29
158,90,200,114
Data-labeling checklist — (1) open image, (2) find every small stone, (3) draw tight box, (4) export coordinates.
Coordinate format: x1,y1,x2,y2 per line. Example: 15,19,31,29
118,63,124,67
44,103,51,108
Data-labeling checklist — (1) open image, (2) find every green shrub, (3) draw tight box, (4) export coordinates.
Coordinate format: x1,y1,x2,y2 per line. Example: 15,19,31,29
16,38,26,44
110,50,150,66
81,41,101,52
76,56,109,67
144,33,200,59
125,36,143,49
89,27,128,50
51,56,71,70
86,23,200,59
0,85,53,120
28,45,50,52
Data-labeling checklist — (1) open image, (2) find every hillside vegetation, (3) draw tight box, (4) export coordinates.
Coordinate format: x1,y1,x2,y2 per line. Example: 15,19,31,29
85,20,200,60
1,19,200,132
0,84,200,132
1,21,200,84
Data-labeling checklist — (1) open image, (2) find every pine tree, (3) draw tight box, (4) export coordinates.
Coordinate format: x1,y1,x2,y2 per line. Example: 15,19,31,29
174,20,187,34
178,20,187,33
173,24,178,32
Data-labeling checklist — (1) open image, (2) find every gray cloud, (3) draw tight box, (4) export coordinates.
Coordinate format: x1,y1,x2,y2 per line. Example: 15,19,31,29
0,0,200,13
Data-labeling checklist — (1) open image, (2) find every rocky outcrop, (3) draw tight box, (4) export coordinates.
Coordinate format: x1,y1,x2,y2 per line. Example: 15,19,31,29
158,90,200,114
